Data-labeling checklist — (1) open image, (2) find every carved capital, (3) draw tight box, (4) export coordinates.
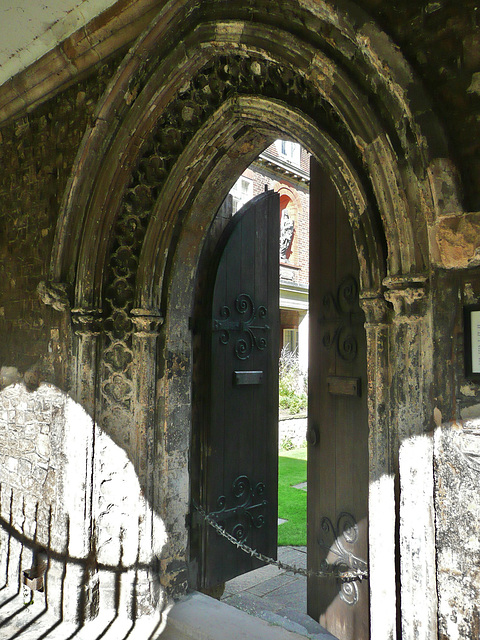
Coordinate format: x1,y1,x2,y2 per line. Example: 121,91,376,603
383,274,428,318
37,280,70,311
71,308,103,336
131,308,164,337
360,294,390,325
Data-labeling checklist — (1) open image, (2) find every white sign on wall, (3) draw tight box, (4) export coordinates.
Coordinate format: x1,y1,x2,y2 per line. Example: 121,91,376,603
470,310,480,374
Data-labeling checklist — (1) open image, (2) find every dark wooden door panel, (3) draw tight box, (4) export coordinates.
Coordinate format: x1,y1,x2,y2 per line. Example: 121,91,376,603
307,159,369,640
192,190,280,588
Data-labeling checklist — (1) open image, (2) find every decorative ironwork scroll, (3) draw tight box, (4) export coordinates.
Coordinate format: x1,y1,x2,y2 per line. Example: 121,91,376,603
321,275,360,362
207,475,268,542
317,511,368,606
213,293,269,360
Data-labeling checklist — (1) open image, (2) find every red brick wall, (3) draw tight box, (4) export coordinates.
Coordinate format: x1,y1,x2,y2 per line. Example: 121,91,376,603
244,149,310,289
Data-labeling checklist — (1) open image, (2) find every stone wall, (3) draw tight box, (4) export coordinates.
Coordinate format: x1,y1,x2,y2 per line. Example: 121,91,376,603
363,0,480,210
0,58,119,382
0,381,167,628
0,55,172,628
431,269,480,640
0,383,88,621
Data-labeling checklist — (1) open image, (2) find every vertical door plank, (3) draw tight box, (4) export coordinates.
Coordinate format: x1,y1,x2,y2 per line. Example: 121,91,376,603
195,191,280,588
307,159,369,640
308,158,339,618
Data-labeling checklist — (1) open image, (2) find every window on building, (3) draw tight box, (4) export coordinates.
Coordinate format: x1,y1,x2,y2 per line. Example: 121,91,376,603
230,176,253,213
276,139,301,167
283,327,299,355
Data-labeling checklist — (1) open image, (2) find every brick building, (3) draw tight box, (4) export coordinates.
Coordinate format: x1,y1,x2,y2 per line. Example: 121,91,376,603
230,141,310,372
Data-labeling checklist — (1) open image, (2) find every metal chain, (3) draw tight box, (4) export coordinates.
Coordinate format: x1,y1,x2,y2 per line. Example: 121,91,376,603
193,503,368,583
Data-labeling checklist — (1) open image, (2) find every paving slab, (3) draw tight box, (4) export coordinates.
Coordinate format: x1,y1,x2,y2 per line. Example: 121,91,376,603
248,572,299,597
220,591,283,616
278,545,307,568
163,591,322,640
262,575,307,610
223,563,283,592
260,611,337,639
220,546,334,639
292,481,308,491
276,608,337,637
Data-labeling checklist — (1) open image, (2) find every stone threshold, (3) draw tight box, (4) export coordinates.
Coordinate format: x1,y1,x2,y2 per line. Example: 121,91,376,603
162,591,328,640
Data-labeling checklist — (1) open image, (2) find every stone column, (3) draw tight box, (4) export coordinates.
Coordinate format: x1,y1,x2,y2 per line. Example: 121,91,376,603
36,283,103,622
130,308,164,616
384,276,438,640
360,295,397,640
68,307,103,622
131,309,164,491
71,307,103,412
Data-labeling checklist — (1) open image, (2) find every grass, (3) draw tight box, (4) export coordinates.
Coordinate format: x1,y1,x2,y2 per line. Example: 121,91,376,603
278,446,307,546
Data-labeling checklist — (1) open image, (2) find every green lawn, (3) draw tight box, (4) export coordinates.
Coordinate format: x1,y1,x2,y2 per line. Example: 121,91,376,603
278,446,307,546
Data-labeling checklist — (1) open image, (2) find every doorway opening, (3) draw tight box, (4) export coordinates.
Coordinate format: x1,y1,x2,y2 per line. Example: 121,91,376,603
189,137,369,640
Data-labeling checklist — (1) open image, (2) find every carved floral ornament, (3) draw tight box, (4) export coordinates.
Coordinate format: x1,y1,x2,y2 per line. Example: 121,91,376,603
37,281,70,312
130,309,164,337
36,281,163,338
383,275,428,318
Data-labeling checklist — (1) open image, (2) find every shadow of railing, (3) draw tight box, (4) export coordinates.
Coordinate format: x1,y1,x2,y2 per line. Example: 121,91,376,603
0,484,165,640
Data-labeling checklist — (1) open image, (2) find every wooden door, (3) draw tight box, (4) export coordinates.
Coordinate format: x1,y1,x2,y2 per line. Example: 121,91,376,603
307,159,369,639
191,190,280,589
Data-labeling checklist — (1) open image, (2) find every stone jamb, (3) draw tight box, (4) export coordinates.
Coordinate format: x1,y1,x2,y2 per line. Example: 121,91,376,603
360,295,396,640
383,277,438,640
131,308,164,607
70,306,103,622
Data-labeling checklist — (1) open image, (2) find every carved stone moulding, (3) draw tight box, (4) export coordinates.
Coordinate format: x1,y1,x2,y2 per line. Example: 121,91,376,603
37,280,70,312
71,307,103,336
130,308,164,337
383,274,429,318
359,294,391,326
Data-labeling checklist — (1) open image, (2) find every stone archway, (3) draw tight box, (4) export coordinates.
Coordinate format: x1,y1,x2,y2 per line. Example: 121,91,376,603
48,1,462,637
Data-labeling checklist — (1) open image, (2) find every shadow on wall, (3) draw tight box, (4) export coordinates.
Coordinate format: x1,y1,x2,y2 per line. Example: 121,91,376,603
0,382,169,639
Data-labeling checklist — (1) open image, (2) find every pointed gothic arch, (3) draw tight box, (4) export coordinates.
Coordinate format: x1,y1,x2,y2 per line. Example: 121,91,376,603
50,0,460,305
48,0,462,636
